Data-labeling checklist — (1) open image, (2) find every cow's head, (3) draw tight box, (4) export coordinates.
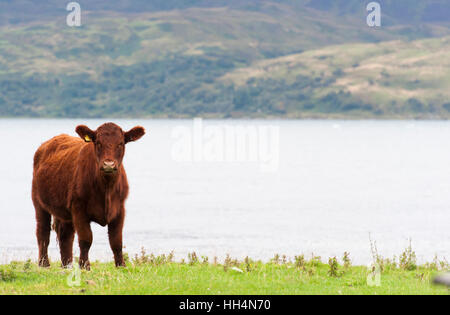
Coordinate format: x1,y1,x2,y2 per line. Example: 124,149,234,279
76,123,145,175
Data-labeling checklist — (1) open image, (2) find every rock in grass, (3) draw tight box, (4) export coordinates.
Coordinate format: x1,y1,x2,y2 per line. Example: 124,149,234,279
231,267,244,273
433,273,450,286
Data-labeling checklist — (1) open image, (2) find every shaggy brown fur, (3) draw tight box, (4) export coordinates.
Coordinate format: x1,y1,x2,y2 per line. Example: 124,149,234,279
32,123,145,269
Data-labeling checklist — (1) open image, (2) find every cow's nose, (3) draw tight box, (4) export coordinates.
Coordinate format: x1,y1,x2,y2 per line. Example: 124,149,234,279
103,160,116,169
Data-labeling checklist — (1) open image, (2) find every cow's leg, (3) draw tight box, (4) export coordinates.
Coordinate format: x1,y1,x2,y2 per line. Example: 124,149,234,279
35,207,51,267
73,213,92,270
55,219,75,267
108,210,125,267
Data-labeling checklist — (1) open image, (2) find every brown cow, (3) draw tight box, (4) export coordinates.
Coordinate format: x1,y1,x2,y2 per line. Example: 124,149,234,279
32,122,145,270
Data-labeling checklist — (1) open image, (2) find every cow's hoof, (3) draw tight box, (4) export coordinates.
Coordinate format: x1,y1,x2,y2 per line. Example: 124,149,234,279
79,261,91,271
61,263,73,269
39,259,50,268
61,258,74,268
115,262,126,268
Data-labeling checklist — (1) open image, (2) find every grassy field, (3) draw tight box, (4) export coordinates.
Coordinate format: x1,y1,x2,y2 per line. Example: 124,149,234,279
0,251,448,295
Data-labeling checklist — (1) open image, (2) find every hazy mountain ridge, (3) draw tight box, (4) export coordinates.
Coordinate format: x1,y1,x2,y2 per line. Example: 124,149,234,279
2,0,449,25
0,1,449,118
307,0,450,23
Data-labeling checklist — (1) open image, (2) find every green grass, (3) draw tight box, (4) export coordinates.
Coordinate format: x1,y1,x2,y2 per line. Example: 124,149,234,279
0,252,448,295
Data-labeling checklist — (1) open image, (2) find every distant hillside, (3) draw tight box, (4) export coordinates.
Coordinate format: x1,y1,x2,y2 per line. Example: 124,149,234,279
2,0,449,25
220,36,450,118
307,0,450,23
0,1,449,118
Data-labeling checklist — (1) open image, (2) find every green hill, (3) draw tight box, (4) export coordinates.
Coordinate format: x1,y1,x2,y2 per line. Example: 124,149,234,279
220,37,450,118
0,1,449,118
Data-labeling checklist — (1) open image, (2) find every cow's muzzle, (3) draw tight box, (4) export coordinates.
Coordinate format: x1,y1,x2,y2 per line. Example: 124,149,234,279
101,160,117,173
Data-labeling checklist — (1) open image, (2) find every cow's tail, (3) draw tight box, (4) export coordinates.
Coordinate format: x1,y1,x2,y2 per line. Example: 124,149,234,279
51,216,57,232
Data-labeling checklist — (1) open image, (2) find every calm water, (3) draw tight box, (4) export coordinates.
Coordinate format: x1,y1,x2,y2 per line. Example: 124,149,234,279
0,119,449,265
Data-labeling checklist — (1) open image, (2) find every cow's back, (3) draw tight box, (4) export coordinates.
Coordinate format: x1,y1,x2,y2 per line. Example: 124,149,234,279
33,135,86,218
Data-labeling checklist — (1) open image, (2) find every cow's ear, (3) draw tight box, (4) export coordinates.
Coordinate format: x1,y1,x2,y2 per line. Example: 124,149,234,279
125,126,145,143
76,125,96,143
